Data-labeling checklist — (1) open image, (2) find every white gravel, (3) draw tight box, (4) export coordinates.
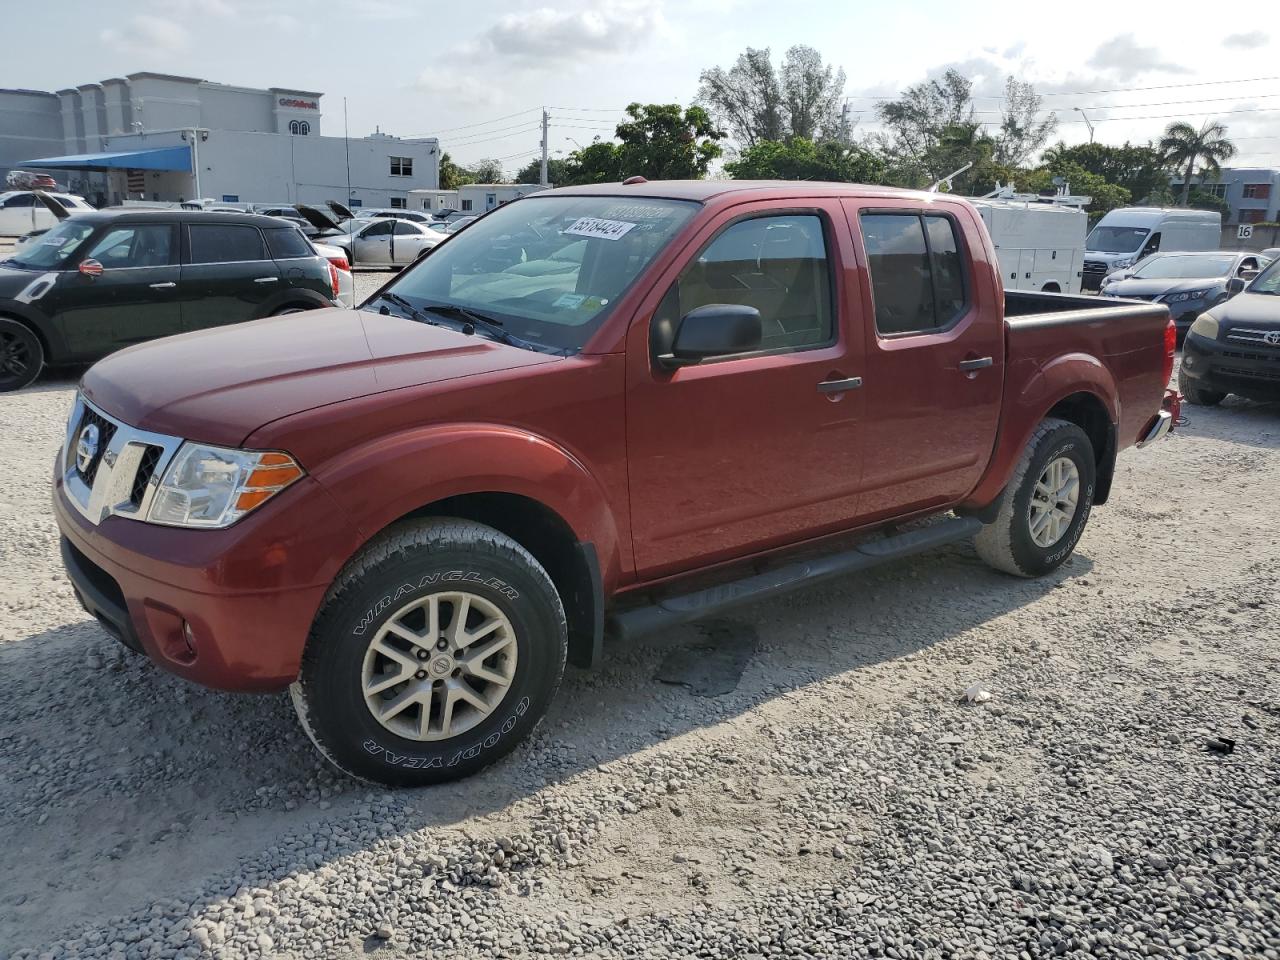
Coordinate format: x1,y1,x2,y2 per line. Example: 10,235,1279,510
1,309,1278,958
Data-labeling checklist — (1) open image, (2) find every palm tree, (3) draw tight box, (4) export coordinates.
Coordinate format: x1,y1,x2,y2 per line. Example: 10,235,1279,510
1160,121,1237,206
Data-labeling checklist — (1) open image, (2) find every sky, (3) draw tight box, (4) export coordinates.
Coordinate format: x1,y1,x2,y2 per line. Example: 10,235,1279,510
13,0,1280,176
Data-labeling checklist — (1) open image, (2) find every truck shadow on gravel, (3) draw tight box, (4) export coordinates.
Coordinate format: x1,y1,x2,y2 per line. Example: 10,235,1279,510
0,541,1092,948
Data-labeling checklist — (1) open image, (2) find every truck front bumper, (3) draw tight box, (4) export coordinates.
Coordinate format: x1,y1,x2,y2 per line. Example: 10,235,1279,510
54,471,358,692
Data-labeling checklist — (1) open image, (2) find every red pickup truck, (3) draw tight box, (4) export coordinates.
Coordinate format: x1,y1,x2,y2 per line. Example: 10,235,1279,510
54,181,1177,786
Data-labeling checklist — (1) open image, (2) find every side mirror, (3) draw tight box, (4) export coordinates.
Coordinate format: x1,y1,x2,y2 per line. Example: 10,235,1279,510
1227,277,1247,296
78,259,103,278
660,304,762,368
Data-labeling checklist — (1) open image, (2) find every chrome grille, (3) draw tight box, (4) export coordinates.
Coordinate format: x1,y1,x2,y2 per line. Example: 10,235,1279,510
61,395,183,526
1225,327,1280,348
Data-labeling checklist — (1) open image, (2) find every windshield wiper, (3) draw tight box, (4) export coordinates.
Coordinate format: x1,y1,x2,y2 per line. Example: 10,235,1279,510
419,302,549,352
372,292,442,327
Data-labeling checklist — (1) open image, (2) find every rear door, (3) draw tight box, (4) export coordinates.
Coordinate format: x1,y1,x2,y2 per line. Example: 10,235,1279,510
180,223,282,331
263,225,332,300
626,200,866,577
843,201,1004,523
391,220,431,264
58,221,182,358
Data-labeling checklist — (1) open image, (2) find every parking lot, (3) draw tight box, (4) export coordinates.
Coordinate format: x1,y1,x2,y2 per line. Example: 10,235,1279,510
1,255,1278,957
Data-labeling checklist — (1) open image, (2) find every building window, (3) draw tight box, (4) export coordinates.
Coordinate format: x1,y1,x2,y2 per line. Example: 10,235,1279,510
1239,208,1267,224
349,198,362,207
460,198,473,211
299,121,309,136
390,156,413,177
390,197,406,209
1243,183,1271,200
221,194,239,203
289,120,300,135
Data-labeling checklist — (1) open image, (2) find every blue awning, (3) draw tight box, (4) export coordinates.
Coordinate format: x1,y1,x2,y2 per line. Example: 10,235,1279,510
18,145,192,172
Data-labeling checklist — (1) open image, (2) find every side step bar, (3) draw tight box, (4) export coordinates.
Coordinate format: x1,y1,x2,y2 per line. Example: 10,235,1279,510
610,515,983,642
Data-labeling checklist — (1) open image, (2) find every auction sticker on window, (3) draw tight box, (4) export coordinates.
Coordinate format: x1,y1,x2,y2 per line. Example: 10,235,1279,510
563,217,637,241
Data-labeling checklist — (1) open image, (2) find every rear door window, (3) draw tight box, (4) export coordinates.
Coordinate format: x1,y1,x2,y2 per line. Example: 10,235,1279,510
860,212,969,335
188,224,267,263
264,226,313,259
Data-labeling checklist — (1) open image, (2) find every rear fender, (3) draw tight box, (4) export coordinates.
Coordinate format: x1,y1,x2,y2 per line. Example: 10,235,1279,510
313,422,622,588
965,353,1118,509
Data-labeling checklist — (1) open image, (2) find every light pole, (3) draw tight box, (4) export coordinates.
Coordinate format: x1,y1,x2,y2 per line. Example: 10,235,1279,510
1074,107,1095,144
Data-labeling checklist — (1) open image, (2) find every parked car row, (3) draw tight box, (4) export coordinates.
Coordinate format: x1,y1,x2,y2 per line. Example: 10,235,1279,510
1099,250,1270,332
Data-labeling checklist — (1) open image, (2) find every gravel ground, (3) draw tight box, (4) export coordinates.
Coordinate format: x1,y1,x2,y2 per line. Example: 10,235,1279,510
1,281,1278,958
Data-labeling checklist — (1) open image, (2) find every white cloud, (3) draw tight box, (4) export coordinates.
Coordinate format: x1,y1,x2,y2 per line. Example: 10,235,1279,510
1223,32,1268,50
480,2,666,63
413,69,504,109
1086,34,1189,80
100,15,190,57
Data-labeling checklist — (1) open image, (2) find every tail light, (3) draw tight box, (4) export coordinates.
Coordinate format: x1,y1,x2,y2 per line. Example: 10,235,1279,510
1162,316,1176,387
325,257,348,299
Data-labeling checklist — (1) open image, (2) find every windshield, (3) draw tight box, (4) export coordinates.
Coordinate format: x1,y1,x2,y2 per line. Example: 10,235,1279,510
1087,225,1149,254
382,195,698,351
6,220,96,269
1248,258,1280,295
1133,254,1235,280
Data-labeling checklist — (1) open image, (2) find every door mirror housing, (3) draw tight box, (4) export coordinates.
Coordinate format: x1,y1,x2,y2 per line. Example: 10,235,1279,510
78,259,104,278
659,304,762,368
1227,276,1247,296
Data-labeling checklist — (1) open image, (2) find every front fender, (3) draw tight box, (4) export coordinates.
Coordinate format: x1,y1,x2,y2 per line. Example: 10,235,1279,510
312,421,622,585
965,353,1118,508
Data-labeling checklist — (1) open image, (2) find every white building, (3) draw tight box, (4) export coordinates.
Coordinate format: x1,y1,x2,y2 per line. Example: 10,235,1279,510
456,183,550,213
0,72,439,208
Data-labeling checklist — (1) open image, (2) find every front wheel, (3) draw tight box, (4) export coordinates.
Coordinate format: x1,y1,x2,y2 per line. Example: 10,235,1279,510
974,417,1095,577
1179,364,1225,406
291,518,567,786
0,318,44,392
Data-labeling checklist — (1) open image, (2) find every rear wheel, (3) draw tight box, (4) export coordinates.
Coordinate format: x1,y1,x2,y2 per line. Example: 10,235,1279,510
291,518,567,786
1179,364,1225,406
975,417,1095,577
0,317,43,392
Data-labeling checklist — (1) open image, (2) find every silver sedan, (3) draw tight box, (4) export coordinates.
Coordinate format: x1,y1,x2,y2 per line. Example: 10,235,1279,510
326,218,443,268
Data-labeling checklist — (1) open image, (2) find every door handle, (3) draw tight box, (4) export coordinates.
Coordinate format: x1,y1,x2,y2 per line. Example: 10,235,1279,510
959,356,994,372
818,376,863,394
253,277,279,283
148,282,176,289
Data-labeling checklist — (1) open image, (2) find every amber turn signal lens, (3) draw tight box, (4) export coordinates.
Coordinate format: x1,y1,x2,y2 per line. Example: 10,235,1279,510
245,463,304,489
234,489,276,512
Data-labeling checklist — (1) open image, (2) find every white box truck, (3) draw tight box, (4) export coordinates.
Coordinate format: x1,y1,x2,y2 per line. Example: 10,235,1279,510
969,197,1088,294
1081,207,1221,290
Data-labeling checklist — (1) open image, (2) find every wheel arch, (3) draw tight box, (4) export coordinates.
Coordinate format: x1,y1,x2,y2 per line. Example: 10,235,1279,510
0,304,61,363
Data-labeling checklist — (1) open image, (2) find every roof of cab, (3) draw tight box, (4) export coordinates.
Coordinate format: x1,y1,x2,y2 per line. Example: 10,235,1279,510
539,179,945,205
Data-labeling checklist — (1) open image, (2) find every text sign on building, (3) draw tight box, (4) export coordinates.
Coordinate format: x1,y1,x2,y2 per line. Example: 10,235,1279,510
1238,224,1254,240
278,98,318,110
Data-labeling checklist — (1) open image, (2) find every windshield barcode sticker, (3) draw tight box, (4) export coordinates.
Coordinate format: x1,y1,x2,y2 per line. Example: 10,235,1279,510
563,217,637,241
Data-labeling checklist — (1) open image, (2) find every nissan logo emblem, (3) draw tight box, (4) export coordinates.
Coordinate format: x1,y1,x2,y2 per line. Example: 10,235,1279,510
75,423,100,474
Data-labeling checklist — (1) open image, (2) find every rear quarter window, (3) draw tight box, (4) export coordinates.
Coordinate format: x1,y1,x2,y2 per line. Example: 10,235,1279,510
188,224,267,263
264,227,313,259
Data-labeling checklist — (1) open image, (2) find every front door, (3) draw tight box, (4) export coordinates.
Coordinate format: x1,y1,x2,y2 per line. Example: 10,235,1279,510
353,220,394,265
843,202,1004,523
180,222,281,331
626,201,866,578
58,221,182,359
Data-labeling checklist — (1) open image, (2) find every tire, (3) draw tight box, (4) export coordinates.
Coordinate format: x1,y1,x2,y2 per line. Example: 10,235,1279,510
974,417,1096,578
0,317,44,392
290,518,567,786
1179,364,1225,406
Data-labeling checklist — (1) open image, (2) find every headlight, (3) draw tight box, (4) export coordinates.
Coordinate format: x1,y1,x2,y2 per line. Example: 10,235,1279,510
147,444,304,528
1188,314,1220,340
1114,257,1133,269
1165,288,1212,303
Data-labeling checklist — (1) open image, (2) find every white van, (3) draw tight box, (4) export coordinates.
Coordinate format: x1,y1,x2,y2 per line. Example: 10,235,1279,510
969,198,1087,294
1082,207,1220,290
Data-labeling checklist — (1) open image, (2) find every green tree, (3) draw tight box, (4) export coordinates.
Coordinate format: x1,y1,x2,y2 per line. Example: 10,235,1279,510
994,77,1057,168
439,152,473,190
1040,141,1170,202
514,156,571,185
1159,121,1236,206
875,69,974,171
1021,163,1131,216
466,158,507,184
559,141,625,186
698,46,845,146
724,137,885,182
1187,188,1230,218
614,102,724,180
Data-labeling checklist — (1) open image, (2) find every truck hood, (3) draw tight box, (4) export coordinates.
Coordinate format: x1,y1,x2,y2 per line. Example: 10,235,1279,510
1214,290,1280,328
82,307,562,446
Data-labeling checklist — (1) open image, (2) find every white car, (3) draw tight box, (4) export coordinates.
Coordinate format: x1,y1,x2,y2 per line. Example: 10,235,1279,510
0,191,94,237
325,217,443,267
357,208,435,224
312,241,355,307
